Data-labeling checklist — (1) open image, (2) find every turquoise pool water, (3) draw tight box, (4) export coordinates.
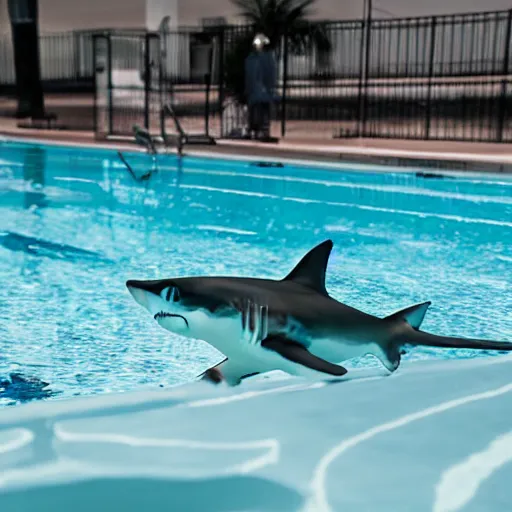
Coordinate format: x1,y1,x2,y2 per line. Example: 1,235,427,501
1,140,511,406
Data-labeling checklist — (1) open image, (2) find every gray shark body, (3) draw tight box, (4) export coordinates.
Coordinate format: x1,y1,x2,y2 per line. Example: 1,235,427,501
127,240,512,385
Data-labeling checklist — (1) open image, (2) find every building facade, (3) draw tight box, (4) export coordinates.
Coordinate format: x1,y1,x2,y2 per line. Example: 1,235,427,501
2,0,512,35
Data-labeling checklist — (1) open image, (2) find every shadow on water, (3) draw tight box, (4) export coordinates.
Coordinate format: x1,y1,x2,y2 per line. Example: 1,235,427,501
0,232,112,264
0,373,58,404
0,475,303,512
172,155,185,208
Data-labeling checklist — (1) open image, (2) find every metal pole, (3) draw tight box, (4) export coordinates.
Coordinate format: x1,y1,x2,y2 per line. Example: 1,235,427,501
361,0,372,136
425,16,437,139
218,27,225,137
107,33,113,136
357,9,366,136
74,31,80,81
144,33,151,130
498,9,512,142
281,30,289,138
156,33,163,132
205,71,211,136
93,35,97,134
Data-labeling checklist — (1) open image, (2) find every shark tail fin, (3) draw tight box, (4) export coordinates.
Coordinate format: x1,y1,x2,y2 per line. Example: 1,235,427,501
376,302,432,372
381,301,512,371
403,329,512,352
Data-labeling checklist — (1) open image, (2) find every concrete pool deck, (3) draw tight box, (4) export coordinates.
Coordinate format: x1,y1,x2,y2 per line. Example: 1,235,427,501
2,118,512,174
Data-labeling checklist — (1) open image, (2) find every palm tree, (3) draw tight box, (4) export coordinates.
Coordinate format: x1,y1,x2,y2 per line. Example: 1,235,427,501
7,0,45,118
230,0,331,54
223,0,331,122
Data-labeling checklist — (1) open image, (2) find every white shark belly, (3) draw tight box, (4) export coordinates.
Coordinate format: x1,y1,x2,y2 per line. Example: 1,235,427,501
181,311,386,380
186,312,340,380
309,337,382,365
186,313,287,375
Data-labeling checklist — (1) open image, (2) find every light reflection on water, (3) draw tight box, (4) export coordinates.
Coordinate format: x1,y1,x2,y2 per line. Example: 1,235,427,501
0,141,511,406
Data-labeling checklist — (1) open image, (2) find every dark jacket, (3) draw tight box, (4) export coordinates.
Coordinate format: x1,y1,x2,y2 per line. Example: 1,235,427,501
244,50,278,105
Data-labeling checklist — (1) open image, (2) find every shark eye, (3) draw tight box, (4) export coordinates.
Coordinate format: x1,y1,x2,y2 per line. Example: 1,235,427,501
161,286,180,303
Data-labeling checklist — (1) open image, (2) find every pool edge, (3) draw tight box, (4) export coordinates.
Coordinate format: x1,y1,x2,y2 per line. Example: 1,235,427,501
2,131,512,176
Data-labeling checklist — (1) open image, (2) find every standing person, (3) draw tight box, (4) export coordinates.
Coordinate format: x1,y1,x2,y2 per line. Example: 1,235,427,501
244,33,277,140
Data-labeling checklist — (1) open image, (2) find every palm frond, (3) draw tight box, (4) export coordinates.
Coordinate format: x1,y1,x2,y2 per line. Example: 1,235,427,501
231,0,266,23
225,0,333,104
231,0,318,32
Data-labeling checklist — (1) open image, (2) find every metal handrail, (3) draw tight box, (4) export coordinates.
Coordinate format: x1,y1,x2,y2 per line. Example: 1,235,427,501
161,103,186,156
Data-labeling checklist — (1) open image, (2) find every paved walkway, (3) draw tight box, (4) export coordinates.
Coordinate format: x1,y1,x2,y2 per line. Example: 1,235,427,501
2,116,512,173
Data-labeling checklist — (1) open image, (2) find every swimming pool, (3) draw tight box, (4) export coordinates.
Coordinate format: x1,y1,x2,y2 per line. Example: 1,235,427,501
1,139,511,407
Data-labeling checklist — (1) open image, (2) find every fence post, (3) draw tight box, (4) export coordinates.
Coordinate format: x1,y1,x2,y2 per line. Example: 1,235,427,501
281,29,289,138
425,16,437,139
356,22,365,136
498,9,512,142
92,35,97,134
218,26,225,137
158,33,164,126
143,33,151,130
205,71,212,136
107,33,113,136
360,5,372,136
73,31,80,80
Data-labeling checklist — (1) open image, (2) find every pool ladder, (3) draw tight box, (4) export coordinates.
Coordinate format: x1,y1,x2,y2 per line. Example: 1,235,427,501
160,103,216,156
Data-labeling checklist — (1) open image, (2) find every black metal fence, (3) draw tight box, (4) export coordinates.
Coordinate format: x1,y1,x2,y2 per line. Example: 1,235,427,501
0,29,97,130
0,29,96,92
2,8,512,141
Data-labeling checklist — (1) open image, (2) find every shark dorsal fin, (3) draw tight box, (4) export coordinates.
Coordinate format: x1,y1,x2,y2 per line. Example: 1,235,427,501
282,240,333,295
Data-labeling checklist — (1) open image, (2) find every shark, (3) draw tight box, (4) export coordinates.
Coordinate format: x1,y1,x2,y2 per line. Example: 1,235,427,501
126,240,512,386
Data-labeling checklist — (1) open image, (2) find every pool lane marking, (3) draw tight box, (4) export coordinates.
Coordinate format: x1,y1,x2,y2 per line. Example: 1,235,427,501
181,184,512,228
183,168,512,204
304,381,512,512
0,428,34,454
433,429,512,512
53,423,279,474
183,381,327,408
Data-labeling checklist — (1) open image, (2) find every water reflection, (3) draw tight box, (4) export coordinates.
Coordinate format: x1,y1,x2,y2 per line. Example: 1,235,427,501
0,232,112,263
22,145,48,210
0,373,57,404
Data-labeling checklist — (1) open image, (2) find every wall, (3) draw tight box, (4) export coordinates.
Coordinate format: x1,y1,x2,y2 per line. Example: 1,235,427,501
146,0,179,30
3,0,511,36
364,0,512,20
0,0,10,32
177,0,512,26
38,0,146,32
177,0,244,26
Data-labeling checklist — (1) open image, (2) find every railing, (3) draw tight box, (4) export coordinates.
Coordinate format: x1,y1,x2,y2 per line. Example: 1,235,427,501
2,10,511,88
0,30,96,92
2,8,512,142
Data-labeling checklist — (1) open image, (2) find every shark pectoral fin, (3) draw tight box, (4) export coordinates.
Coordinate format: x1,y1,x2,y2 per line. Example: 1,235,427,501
375,344,401,373
261,336,348,377
198,357,228,384
198,358,263,387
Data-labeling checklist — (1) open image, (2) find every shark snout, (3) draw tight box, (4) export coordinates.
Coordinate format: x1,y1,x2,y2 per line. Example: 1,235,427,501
126,280,157,309
126,279,150,290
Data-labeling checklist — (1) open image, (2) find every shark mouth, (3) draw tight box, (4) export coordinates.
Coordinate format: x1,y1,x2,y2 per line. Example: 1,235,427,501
154,311,189,327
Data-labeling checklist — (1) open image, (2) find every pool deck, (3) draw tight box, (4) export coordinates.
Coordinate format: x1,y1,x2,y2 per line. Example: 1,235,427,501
2,117,512,174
